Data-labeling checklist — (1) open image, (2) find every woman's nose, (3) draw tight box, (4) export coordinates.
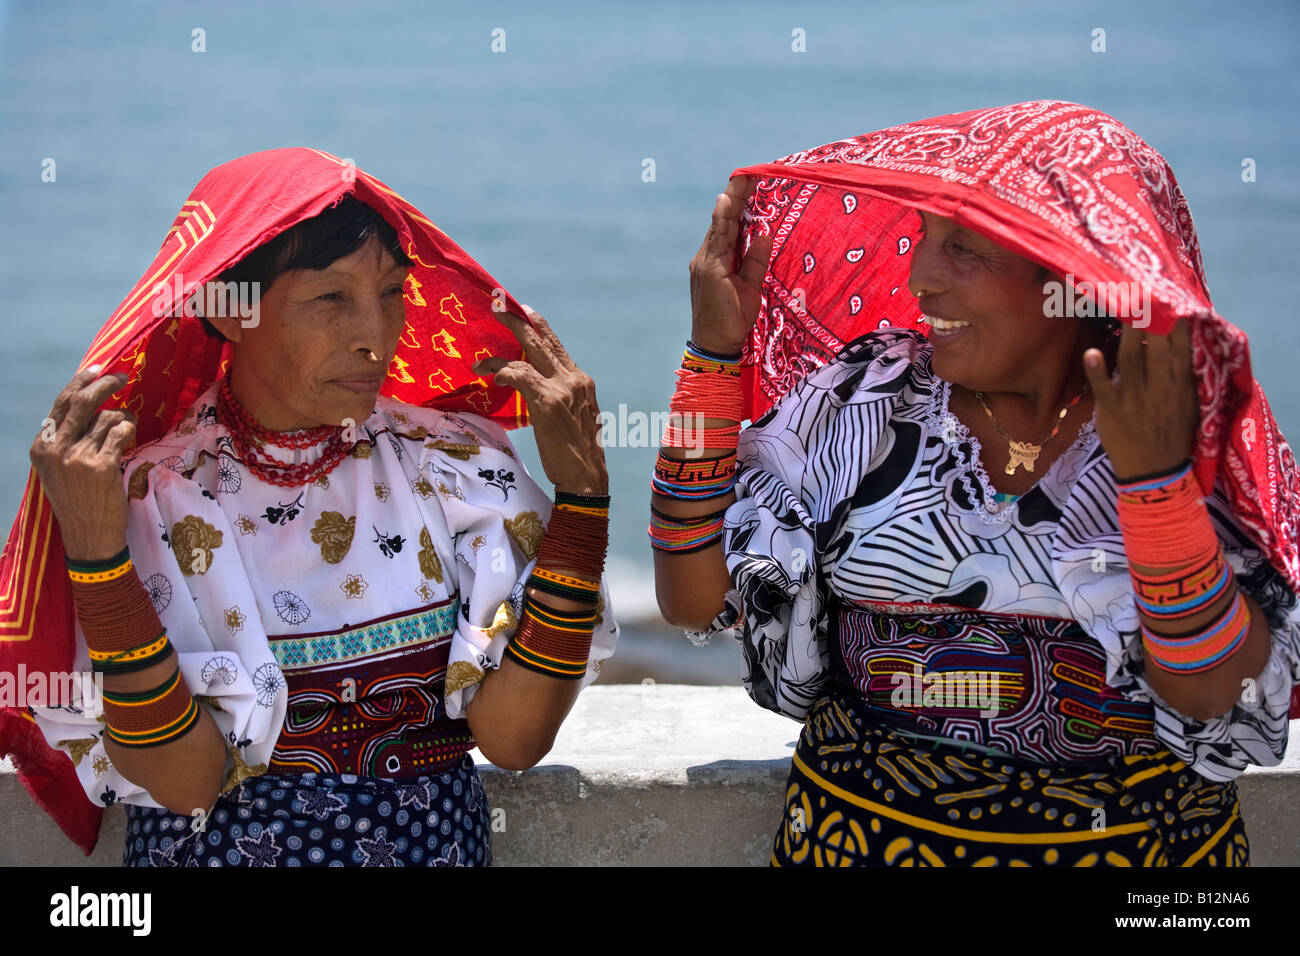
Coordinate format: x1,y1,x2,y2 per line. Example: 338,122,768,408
346,294,394,359
907,236,946,301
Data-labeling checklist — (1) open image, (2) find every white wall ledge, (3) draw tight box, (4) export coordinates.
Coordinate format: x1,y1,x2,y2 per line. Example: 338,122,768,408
3,685,1297,866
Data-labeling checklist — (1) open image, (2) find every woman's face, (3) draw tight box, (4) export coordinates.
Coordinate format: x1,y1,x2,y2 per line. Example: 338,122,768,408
907,210,1072,393
220,235,409,430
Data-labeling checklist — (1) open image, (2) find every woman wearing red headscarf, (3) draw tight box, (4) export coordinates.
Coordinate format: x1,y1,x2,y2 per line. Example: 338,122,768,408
5,149,617,865
653,101,1298,866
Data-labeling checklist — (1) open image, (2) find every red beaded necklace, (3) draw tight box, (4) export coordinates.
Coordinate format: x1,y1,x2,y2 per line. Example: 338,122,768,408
216,374,353,487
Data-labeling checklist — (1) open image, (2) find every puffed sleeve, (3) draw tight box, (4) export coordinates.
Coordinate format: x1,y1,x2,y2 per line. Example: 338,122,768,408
30,454,287,809
683,331,924,720
413,410,619,719
1054,472,1300,781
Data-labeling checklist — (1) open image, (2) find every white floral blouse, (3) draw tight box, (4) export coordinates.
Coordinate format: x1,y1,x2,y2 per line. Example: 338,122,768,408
32,380,619,809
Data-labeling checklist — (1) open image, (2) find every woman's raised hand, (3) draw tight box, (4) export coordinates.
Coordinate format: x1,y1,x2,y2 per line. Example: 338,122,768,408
689,176,773,355
29,367,137,561
1083,318,1199,480
473,306,608,496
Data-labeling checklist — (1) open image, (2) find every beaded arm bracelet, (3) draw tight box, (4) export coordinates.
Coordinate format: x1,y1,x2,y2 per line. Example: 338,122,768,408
102,666,202,748
651,450,738,501
1115,461,1253,674
649,504,729,554
649,340,745,551
504,491,609,680
66,547,201,747
66,547,175,674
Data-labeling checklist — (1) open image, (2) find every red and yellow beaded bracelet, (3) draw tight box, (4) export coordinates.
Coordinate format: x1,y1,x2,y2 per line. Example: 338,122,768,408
1116,461,1252,674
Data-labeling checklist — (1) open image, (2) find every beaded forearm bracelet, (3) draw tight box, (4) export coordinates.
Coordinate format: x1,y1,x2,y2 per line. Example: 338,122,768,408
652,450,738,501
681,340,744,379
503,594,599,679
102,666,202,748
67,547,201,746
505,491,608,679
1116,460,1253,674
648,504,729,554
661,340,744,453
66,547,174,674
650,340,744,550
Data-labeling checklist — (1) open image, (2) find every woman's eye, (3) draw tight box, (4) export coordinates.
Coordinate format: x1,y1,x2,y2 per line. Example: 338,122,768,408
318,291,344,302
384,285,405,296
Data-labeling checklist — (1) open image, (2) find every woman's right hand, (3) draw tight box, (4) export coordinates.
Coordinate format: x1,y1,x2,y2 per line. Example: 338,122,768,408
688,176,774,356
29,367,137,561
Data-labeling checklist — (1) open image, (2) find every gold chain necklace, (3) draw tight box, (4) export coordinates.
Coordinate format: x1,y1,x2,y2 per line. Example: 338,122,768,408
973,383,1090,475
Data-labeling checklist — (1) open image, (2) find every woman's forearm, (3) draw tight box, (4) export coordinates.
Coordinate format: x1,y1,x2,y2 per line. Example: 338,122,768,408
467,489,608,769
67,550,227,813
467,581,592,769
102,670,228,815
1138,569,1272,720
652,472,736,630
1116,462,1272,720
465,655,582,770
649,340,746,629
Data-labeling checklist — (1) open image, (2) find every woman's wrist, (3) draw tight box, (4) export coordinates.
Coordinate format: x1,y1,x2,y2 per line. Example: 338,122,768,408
553,471,609,496
63,536,130,565
686,336,744,361
1113,457,1192,486
534,492,609,586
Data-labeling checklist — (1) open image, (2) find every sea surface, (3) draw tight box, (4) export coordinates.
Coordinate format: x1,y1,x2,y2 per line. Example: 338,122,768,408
1,0,1297,683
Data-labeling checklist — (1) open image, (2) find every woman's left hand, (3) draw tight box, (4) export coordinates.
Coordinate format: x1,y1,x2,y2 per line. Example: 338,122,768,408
1083,318,1199,480
473,305,609,496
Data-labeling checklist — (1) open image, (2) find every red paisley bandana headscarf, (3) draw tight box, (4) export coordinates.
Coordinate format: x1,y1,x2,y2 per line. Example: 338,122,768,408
729,99,1299,717
0,148,534,853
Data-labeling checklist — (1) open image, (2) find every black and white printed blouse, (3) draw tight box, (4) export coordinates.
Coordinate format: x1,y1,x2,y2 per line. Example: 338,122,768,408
693,329,1299,782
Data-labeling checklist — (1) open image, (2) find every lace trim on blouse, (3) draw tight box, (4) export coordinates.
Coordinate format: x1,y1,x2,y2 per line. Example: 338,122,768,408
922,374,1099,525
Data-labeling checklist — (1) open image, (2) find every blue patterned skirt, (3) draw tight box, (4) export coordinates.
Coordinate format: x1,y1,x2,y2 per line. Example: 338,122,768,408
123,755,492,866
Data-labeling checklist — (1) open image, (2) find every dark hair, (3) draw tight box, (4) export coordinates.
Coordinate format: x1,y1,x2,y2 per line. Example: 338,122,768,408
1032,264,1122,340
199,194,411,336
1087,313,1124,339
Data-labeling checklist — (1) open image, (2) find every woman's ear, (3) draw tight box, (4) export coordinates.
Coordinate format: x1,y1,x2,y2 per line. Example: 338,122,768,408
197,311,243,344
193,280,259,343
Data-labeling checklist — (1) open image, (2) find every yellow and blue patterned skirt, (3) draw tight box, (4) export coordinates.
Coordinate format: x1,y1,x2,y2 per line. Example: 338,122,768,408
772,693,1249,867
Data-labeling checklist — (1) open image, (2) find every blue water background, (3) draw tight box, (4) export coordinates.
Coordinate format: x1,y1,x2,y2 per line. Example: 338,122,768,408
1,0,1297,680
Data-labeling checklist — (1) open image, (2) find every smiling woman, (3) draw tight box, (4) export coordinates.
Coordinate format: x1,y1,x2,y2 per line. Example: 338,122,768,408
653,100,1299,867
909,209,1112,499
5,149,619,866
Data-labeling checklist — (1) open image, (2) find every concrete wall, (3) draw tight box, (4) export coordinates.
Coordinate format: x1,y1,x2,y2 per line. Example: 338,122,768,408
2,685,1296,866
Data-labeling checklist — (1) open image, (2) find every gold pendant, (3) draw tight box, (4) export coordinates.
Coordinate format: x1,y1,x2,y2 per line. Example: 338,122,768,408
1005,440,1041,475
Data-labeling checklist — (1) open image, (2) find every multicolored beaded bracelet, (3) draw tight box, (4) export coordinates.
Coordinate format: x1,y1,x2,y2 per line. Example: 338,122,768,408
1116,460,1252,674
651,450,737,501
648,503,729,554
66,546,176,674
